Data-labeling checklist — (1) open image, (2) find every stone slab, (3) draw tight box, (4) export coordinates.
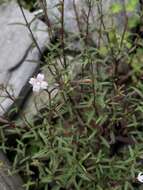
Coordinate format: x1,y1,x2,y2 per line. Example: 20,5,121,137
0,2,49,116
0,1,50,190
0,151,24,190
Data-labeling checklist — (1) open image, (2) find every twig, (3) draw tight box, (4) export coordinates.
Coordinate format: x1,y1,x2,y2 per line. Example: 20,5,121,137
60,0,67,69
85,0,92,45
17,0,43,56
120,0,128,49
39,0,53,39
73,0,83,38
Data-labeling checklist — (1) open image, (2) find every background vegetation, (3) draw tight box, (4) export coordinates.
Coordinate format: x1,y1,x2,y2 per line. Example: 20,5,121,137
1,0,143,190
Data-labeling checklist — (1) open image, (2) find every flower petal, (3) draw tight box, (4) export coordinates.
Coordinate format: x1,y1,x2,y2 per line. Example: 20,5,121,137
137,172,143,183
29,78,36,85
37,73,44,81
33,84,41,92
41,81,48,89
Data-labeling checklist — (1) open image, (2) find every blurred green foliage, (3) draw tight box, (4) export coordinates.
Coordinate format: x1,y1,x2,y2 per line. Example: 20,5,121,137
0,0,143,190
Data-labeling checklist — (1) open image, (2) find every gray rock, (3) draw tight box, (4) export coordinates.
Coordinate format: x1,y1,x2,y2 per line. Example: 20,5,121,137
0,151,24,190
0,2,50,190
0,2,49,116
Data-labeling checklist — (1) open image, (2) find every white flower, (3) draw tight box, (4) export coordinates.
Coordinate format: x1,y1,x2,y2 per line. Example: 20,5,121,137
29,73,48,92
137,172,143,183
